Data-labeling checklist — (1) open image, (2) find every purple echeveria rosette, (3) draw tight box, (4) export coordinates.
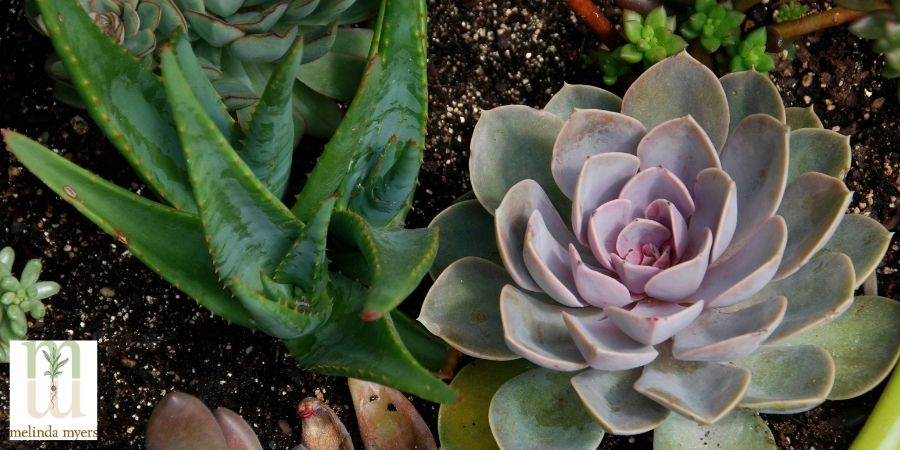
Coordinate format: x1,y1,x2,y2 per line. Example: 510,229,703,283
420,52,900,449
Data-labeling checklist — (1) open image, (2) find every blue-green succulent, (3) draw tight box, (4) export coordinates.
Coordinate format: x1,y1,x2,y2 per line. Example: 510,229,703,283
0,247,60,362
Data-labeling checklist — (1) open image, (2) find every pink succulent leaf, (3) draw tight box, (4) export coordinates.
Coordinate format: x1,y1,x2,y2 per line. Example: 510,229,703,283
562,309,658,370
719,71,786,136
571,369,670,435
604,300,705,345
572,153,640,245
213,407,264,450
634,343,751,425
635,116,721,189
587,198,636,271
644,199,688,260
496,179,575,291
615,218,671,263
734,345,835,413
551,109,645,198
720,114,788,249
500,285,588,371
643,229,713,302
523,210,585,307
773,172,852,280
687,168,737,262
672,295,787,362
610,254,662,295
618,166,695,219
569,244,632,308
543,83,623,119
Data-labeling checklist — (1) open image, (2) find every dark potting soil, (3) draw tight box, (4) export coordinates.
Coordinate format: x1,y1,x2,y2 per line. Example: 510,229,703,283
2,0,898,449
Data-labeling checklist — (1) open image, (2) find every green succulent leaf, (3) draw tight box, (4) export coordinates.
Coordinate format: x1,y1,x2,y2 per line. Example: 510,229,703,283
292,80,342,138
438,359,534,450
785,106,824,129
785,295,900,400
3,131,254,329
298,28,373,101
489,368,605,450
787,129,851,182
34,0,195,212
285,274,457,404
391,310,460,377
428,199,501,278
653,409,775,450
543,83,622,119
818,214,892,287
274,196,336,297
734,345,835,413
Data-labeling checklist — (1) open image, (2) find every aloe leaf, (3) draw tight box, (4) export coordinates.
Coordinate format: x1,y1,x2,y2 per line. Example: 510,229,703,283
392,310,459,378
34,0,195,212
298,28,373,102
284,274,458,404
330,209,438,319
229,275,329,339
293,0,428,227
274,196,336,296
160,49,302,295
241,36,305,199
3,131,254,328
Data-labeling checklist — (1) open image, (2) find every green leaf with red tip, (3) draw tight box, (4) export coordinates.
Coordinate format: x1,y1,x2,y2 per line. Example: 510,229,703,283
275,196,336,297
34,0,195,212
329,209,438,318
3,131,254,329
285,274,458,404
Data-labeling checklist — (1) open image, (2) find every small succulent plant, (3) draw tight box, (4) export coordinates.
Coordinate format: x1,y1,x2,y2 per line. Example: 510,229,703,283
680,0,745,52
0,246,60,363
7,0,456,404
620,7,688,65
728,27,776,72
422,53,900,448
842,0,900,97
774,0,810,23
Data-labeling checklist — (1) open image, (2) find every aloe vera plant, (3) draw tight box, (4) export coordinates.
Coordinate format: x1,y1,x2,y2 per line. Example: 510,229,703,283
6,0,455,404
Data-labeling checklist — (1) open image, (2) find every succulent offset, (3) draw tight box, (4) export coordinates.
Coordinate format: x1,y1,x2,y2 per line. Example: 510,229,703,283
422,53,900,448
680,0,744,52
0,247,60,363
7,0,456,404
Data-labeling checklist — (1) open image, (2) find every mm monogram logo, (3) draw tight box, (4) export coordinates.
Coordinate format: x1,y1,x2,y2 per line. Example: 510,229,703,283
9,340,98,441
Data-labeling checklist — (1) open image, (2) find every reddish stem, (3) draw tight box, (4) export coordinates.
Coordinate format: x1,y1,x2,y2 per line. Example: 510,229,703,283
565,0,620,47
770,7,867,41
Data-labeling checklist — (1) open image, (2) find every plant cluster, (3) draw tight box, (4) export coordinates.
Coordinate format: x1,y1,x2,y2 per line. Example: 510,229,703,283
421,52,900,449
774,0,810,23
0,247,60,362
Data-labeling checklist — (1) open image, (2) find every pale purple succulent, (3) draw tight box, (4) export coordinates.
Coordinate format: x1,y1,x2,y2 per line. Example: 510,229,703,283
421,53,900,448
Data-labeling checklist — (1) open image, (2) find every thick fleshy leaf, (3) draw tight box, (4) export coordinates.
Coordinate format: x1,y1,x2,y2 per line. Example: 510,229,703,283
543,83,622,119
523,211,584,307
551,110,645,198
587,199,636,270
643,229,713,301
213,408,264,450
787,129,851,182
719,71,786,136
419,257,519,360
286,275,457,404
470,105,566,213
621,52,730,149
619,166,695,219
672,296,787,361
610,254,662,295
616,219,671,262
735,345,835,413
500,285,587,371
572,368,669,435
695,216,787,308
230,26,301,63
35,0,195,211
817,214,892,287
349,379,437,450
3,131,254,329
572,153,640,244
688,168,737,261
774,172,852,279
749,252,855,342
563,310,658,370
429,199,500,278
644,199,688,260
329,210,438,319
161,49,302,293
297,397,354,450
298,28,372,101
783,295,900,400
785,106,824,130
146,392,228,450
391,311,460,378
605,300,705,345
653,409,775,450
720,114,788,247
438,359,534,450
273,197,335,296
569,245,632,308
489,368,605,450
635,116,721,188
634,344,751,424
496,179,576,291
183,10,245,47
241,35,305,198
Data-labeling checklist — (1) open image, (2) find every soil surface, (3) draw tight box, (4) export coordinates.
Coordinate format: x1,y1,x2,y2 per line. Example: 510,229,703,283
2,0,898,449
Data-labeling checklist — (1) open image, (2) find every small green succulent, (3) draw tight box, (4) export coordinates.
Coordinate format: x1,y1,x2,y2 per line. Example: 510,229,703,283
680,0,745,52
584,48,634,86
620,7,688,65
421,52,899,449
0,247,60,363
775,0,810,22
728,27,775,72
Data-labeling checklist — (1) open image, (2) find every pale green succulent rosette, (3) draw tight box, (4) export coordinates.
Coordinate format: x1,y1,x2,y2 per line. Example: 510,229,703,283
0,247,61,363
421,52,900,449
